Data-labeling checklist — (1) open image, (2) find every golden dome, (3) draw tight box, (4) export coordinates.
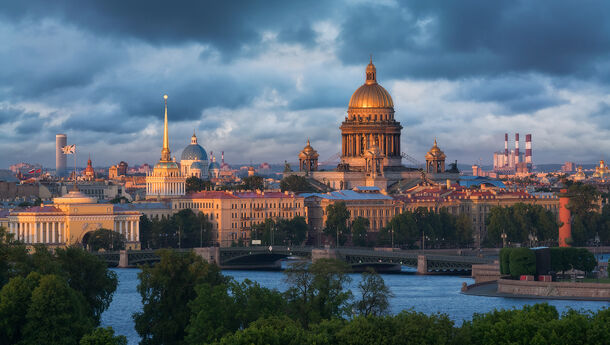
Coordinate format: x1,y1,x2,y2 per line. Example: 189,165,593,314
348,59,394,109
425,139,446,160
299,139,319,159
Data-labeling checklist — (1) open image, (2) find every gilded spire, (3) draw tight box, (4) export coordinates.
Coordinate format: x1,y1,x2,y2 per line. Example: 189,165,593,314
161,94,171,161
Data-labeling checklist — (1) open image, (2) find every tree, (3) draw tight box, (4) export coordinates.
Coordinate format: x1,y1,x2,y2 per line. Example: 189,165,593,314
508,247,536,278
351,217,371,247
280,175,314,193
186,279,286,344
54,247,118,324
86,228,126,251
80,327,127,345
486,203,558,246
133,249,226,345
353,268,393,317
186,176,212,193
211,316,311,345
22,274,95,345
242,176,264,190
567,183,600,216
0,272,41,344
324,202,350,246
284,259,352,327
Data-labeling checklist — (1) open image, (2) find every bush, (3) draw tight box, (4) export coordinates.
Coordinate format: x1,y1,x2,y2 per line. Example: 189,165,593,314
550,247,597,273
509,248,536,278
499,248,512,275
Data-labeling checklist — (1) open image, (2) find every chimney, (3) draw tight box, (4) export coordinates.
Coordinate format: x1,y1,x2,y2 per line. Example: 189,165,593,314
504,133,509,166
514,133,520,164
525,134,532,164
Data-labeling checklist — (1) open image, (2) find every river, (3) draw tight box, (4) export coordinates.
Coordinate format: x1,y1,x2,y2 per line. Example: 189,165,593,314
101,267,609,345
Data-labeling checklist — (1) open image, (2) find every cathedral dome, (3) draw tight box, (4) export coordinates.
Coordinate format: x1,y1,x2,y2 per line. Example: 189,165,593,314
181,133,208,161
190,161,204,170
348,59,394,109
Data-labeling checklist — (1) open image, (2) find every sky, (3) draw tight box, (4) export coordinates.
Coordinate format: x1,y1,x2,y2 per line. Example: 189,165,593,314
1,0,610,169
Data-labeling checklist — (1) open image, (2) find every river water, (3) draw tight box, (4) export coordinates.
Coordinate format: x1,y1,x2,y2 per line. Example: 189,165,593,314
102,267,609,345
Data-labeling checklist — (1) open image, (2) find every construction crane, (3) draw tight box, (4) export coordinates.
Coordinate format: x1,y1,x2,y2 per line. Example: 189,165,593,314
319,152,341,166
401,152,424,169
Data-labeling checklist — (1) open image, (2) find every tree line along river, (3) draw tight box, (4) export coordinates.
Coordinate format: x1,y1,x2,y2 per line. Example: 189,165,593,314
101,267,609,345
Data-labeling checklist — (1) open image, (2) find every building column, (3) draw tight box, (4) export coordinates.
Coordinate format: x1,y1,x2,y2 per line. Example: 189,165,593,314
52,222,56,243
34,222,38,243
59,223,64,243
119,220,123,237
135,220,140,242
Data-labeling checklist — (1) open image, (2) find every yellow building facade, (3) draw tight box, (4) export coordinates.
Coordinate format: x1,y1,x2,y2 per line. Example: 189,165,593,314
170,190,307,247
6,189,141,249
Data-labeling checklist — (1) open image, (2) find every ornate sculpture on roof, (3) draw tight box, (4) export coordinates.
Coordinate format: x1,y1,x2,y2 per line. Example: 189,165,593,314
84,155,95,181
298,139,319,173
592,160,608,179
425,139,446,174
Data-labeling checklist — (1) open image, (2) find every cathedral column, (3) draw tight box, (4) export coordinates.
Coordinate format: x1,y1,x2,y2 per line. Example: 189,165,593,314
119,221,123,237
356,134,361,156
52,222,56,243
34,222,38,243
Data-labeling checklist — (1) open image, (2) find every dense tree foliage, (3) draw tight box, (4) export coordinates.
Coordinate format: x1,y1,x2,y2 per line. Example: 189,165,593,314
565,183,609,246
133,249,226,345
351,217,372,247
80,327,127,345
324,202,350,246
378,208,473,248
251,216,308,246
280,175,315,193
185,176,212,193
242,176,265,190
86,228,126,251
139,210,213,249
485,203,558,247
186,279,285,344
508,247,536,278
550,247,597,274
23,274,94,345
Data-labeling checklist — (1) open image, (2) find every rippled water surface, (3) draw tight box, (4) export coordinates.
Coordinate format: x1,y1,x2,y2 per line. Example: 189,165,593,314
102,267,609,345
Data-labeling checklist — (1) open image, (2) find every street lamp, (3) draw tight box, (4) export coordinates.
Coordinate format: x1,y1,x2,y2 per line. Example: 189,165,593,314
501,232,507,248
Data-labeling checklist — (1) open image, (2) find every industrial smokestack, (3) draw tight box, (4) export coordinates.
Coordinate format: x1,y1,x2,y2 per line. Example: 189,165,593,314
514,133,520,164
504,133,509,166
56,134,67,177
526,134,532,164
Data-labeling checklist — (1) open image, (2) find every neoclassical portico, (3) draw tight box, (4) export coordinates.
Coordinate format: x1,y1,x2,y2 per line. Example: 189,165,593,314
7,189,141,249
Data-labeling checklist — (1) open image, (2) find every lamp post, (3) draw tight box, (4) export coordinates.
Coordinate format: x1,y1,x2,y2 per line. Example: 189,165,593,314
595,232,600,282
501,232,507,248
391,223,394,250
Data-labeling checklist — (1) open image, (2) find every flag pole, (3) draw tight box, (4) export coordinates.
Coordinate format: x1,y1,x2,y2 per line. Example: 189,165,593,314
73,147,77,191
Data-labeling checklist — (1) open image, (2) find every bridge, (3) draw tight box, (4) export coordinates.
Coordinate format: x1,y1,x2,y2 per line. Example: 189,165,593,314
94,246,492,274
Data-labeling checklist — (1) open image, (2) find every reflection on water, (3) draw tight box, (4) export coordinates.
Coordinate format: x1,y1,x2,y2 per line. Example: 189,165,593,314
102,267,609,345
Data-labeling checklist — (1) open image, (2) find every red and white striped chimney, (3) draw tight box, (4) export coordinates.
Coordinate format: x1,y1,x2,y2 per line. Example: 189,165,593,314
514,133,520,164
525,134,532,164
504,133,509,166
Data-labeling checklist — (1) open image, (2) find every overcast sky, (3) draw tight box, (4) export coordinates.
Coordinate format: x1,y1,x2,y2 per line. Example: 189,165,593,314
1,0,609,169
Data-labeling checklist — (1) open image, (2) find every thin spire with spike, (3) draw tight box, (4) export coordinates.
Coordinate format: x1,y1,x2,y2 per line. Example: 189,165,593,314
161,94,171,161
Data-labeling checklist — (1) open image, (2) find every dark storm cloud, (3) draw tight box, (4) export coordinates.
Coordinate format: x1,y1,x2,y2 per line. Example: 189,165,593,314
0,1,329,56
337,0,610,79
13,110,45,135
451,76,567,114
